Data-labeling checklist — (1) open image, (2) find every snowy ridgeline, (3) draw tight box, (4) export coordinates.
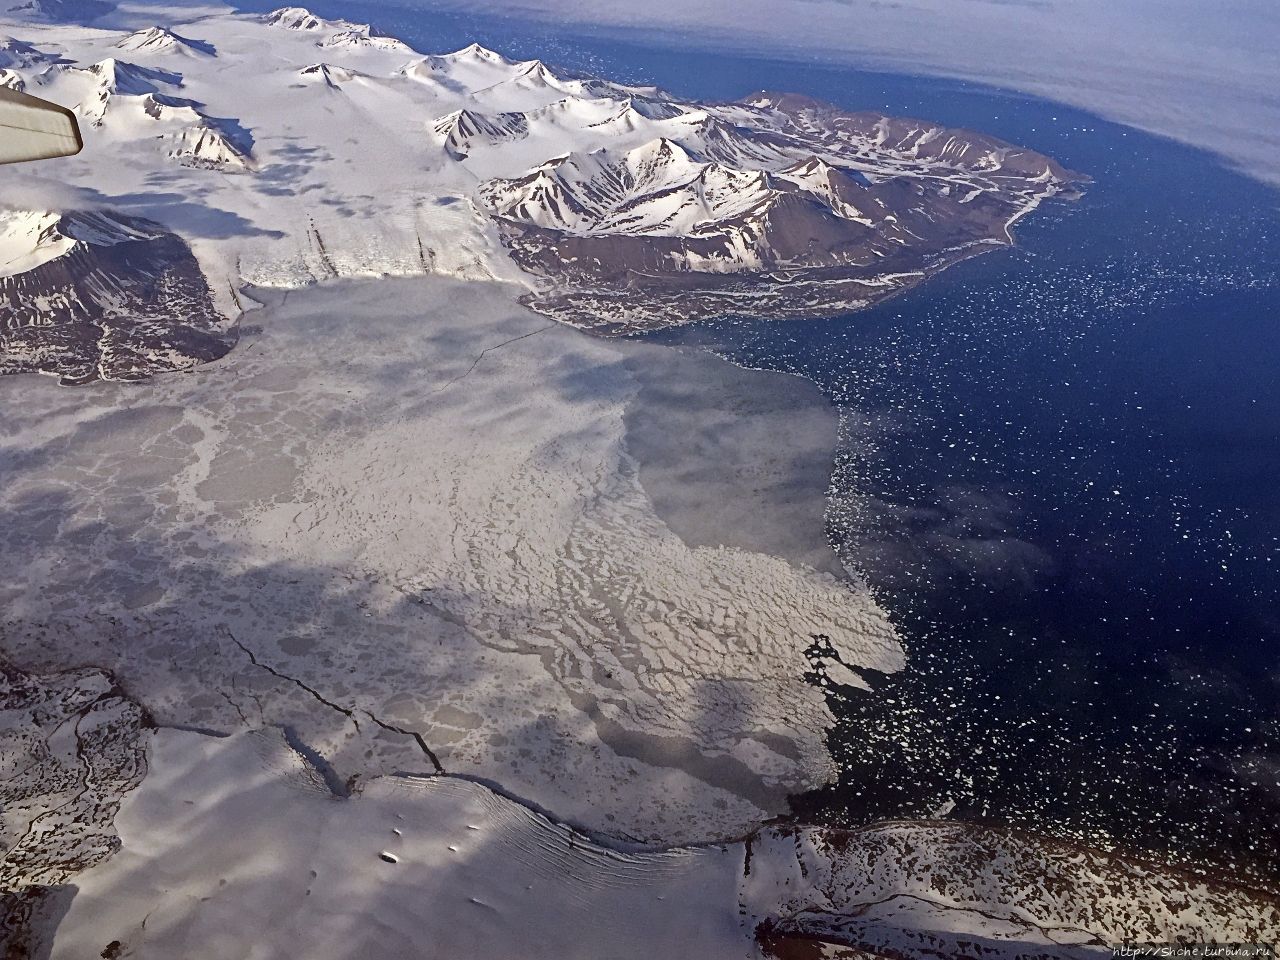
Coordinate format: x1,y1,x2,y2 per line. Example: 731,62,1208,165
0,4,1083,380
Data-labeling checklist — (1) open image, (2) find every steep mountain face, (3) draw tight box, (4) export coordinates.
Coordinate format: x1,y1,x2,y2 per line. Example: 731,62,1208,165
433,107,528,158
297,61,355,87
0,210,232,383
162,119,252,169
44,57,182,123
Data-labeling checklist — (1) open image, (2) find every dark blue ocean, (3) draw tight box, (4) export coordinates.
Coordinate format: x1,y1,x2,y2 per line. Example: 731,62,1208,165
241,0,1280,888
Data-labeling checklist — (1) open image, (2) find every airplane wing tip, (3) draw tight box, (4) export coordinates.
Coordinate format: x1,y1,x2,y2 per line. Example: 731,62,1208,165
0,86,85,165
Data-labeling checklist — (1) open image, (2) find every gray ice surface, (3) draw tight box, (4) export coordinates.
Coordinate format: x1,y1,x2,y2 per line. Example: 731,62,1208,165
621,341,844,577
0,277,900,843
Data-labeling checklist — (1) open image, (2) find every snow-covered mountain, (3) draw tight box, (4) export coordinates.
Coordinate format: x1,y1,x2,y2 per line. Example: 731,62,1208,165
262,5,358,32
0,33,53,66
433,107,528,159
318,29,411,53
162,117,252,169
265,6,411,53
23,53,251,172
479,137,776,236
36,57,182,122
472,83,1083,328
0,208,231,382
296,61,355,88
0,4,1082,379
115,25,213,56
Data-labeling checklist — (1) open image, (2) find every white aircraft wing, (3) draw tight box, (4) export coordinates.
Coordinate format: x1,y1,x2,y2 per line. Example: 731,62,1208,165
0,87,83,165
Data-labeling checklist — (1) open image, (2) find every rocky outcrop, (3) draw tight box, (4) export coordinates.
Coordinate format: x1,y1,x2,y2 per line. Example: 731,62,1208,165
0,210,233,383
0,659,148,959
746,821,1280,958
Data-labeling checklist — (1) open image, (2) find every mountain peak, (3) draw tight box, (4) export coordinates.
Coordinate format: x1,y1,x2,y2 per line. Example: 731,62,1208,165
619,96,685,122
115,26,213,56
298,62,355,87
628,136,698,169
433,107,528,158
515,58,553,79
318,30,413,53
164,120,254,171
444,42,511,64
79,57,181,93
782,155,836,177
61,58,189,126
263,7,351,31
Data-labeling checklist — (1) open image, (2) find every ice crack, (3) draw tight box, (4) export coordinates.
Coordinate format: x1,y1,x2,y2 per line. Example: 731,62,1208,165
225,630,446,773
428,323,556,395
361,710,445,773
225,629,360,731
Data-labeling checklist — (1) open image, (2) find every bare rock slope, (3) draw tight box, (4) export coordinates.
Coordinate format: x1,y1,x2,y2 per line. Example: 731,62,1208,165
0,209,232,383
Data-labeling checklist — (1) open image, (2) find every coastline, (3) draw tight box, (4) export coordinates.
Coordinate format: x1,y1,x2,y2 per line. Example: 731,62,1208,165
1,0,1276,949
32,721,1280,958
4,267,1276,953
